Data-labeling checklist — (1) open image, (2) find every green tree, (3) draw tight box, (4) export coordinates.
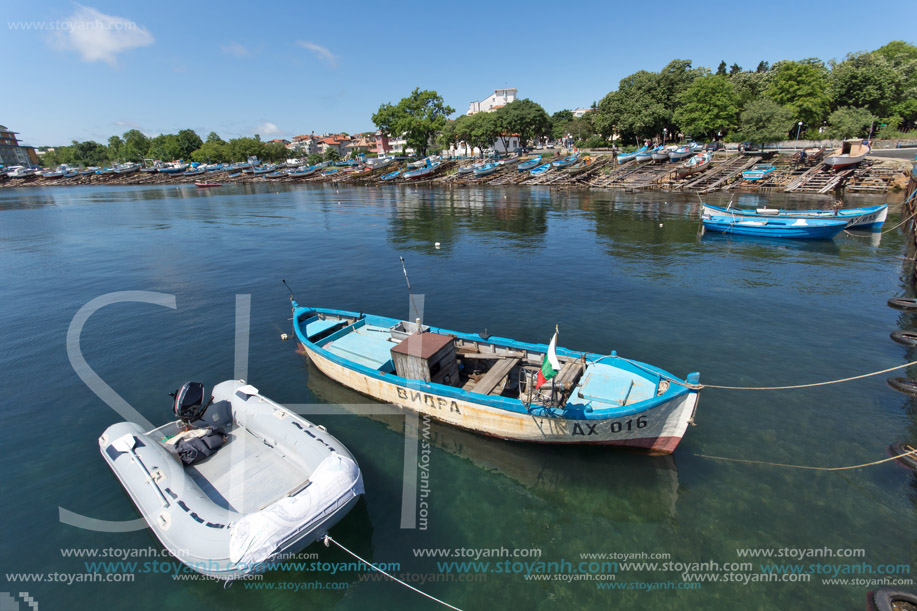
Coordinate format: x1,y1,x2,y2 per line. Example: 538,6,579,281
205,131,224,144
594,59,703,142
739,98,794,145
729,63,742,76
468,112,500,154
756,61,769,73
874,41,917,124
766,59,831,126
830,51,900,118
174,129,203,160
121,129,150,162
372,88,455,157
147,134,181,161
716,61,727,76
495,98,551,150
227,137,264,162
307,153,323,165
730,70,772,107
323,148,340,162
191,140,227,163
262,142,289,163
674,75,740,140
551,109,574,124
107,135,124,162
827,107,877,139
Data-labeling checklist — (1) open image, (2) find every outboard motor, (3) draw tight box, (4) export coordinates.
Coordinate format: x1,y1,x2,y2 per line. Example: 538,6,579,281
170,382,211,424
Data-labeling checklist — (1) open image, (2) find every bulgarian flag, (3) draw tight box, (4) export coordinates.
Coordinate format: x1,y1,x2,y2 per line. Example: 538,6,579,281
536,329,562,389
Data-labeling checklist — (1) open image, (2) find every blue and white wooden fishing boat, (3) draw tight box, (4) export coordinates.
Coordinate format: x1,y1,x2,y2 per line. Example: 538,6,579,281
183,169,206,176
473,163,499,177
701,214,849,239
63,170,79,178
702,203,888,231
320,168,339,177
287,165,319,178
668,143,698,161
265,171,287,179
675,152,711,179
227,172,243,178
403,161,441,180
741,164,775,181
529,163,552,176
158,163,188,174
100,380,363,581
517,156,542,171
290,303,700,453
617,146,647,164
114,162,141,174
652,147,673,162
381,169,403,181
635,146,662,163
551,153,579,168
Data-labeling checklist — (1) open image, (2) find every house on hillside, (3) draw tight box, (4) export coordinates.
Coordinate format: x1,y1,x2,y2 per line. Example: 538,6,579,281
467,88,517,115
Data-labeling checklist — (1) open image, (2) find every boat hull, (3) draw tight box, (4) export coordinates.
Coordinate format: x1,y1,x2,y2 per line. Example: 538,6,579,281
702,203,887,230
702,216,848,239
303,343,696,453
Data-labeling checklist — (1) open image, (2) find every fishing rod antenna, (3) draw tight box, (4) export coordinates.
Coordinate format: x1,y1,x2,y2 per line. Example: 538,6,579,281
399,256,421,324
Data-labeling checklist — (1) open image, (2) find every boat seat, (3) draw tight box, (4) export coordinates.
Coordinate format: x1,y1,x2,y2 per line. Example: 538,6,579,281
468,357,520,395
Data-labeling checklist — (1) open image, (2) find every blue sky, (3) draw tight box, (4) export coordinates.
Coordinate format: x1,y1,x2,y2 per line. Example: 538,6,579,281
3,0,915,146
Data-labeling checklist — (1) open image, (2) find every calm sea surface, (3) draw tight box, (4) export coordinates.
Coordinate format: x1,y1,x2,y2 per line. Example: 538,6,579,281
0,183,914,610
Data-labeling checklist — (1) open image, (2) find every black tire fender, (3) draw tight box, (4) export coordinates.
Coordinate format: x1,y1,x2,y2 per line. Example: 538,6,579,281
887,297,917,310
890,330,917,346
869,587,917,611
888,442,917,471
887,377,917,396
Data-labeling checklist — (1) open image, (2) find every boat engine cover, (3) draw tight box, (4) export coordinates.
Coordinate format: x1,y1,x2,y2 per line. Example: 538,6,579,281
172,382,208,423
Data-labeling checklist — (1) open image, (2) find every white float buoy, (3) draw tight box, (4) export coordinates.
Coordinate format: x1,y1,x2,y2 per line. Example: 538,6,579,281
280,333,289,341
435,242,441,249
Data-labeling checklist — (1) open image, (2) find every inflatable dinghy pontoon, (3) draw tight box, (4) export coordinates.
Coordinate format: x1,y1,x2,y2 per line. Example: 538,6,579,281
99,379,363,580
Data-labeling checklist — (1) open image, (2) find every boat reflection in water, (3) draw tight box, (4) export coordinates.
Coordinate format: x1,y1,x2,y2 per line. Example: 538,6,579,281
303,359,680,523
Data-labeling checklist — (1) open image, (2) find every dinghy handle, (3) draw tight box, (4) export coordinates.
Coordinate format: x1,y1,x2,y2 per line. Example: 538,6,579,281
111,434,170,508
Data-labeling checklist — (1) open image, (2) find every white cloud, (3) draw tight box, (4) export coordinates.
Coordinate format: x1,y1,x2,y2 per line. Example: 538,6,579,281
295,41,338,68
220,42,251,57
253,122,283,138
49,4,154,66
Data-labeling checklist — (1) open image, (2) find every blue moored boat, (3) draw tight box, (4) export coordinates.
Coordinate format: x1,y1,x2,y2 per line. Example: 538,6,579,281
617,146,647,164
529,163,552,176
381,169,402,181
702,203,888,231
290,302,700,453
473,163,499,177
742,164,775,181
702,215,849,239
551,153,579,168
517,156,542,171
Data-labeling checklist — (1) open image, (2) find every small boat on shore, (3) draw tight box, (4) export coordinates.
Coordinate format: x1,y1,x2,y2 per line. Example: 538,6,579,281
290,303,700,453
265,171,287,179
473,163,499,177
652,147,673,162
381,169,402,181
530,163,552,176
114,162,140,174
403,161,440,180
183,169,205,176
742,164,775,181
702,203,888,230
100,380,363,581
635,147,662,163
702,214,848,239
617,146,646,164
668,143,698,161
518,156,542,171
158,163,188,174
195,182,222,188
676,152,711,178
287,165,319,178
552,153,580,168
825,139,871,170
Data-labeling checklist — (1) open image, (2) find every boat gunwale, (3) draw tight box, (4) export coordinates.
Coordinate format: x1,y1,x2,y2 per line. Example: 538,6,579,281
292,304,697,420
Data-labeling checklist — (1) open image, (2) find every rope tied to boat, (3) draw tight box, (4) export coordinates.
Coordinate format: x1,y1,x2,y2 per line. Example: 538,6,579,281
322,535,464,611
639,358,917,391
696,444,916,471
845,189,917,236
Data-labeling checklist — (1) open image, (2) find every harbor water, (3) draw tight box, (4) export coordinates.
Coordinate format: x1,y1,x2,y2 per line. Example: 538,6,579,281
0,183,913,609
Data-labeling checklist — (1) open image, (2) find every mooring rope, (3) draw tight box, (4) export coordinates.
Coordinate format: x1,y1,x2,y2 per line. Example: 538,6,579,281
696,444,916,471
322,535,464,611
614,356,917,391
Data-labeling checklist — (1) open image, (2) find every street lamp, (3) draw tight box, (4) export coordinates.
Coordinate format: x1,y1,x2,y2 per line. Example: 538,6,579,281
795,121,803,146
663,128,667,144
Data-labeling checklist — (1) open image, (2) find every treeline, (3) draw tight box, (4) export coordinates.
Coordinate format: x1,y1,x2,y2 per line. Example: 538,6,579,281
590,40,916,145
41,130,294,168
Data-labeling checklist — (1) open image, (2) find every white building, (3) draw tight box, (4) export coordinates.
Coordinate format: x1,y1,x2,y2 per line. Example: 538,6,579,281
467,88,517,115
572,108,594,118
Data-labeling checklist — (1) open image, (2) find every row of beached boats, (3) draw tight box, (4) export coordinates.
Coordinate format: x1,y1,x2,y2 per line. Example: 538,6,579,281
701,202,888,239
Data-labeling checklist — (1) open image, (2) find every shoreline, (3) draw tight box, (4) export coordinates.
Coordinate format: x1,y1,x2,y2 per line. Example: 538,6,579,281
2,151,911,194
